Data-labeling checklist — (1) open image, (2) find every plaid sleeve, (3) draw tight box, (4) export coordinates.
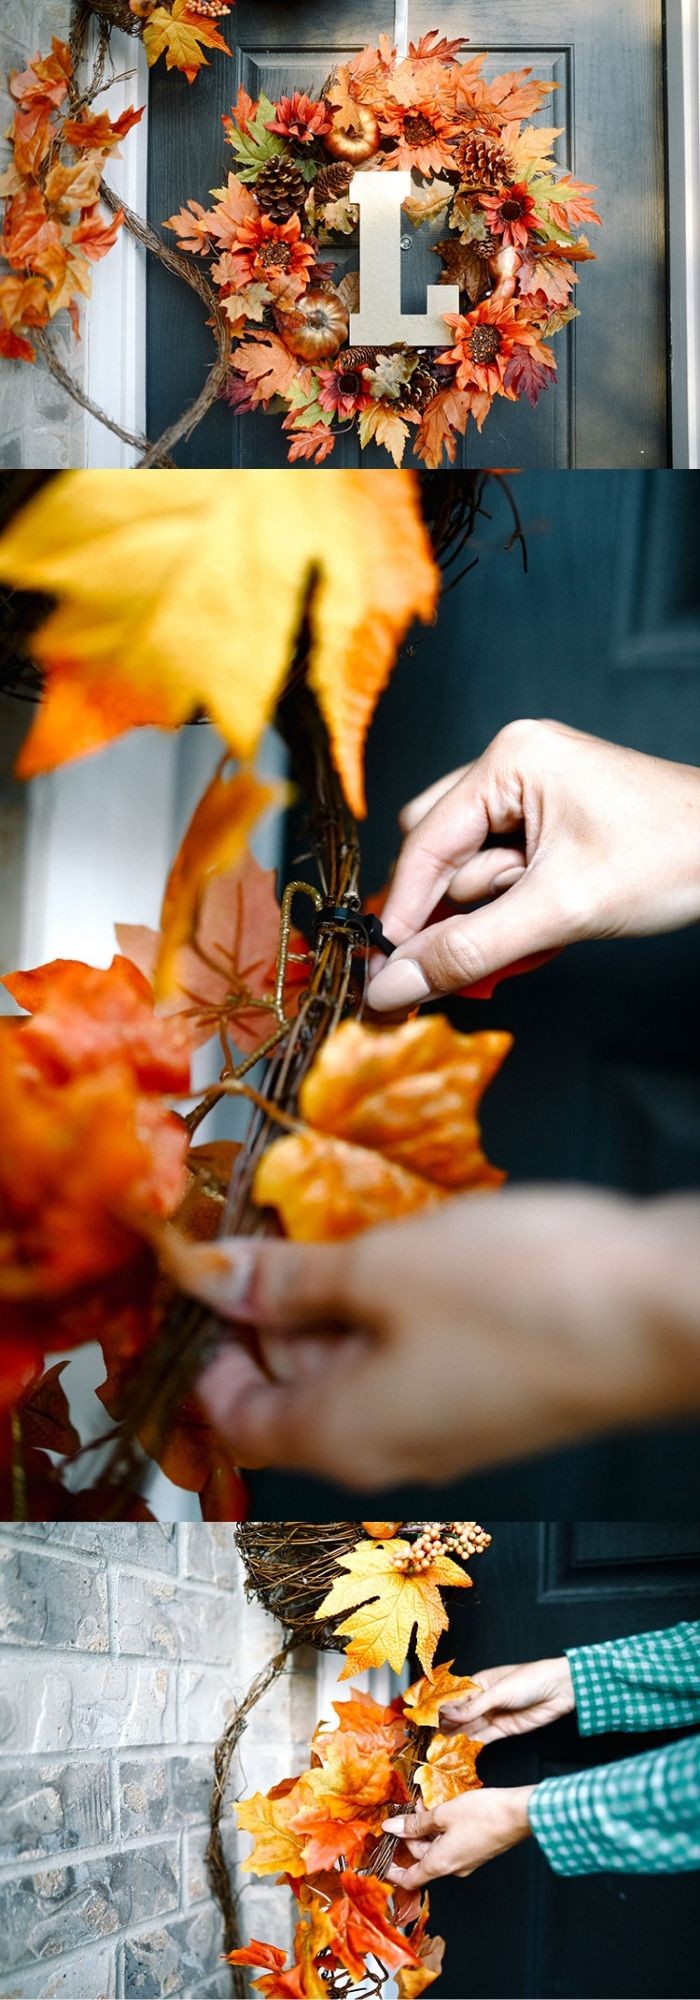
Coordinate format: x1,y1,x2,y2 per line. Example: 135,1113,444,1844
529,1734,700,1876
566,1622,700,1736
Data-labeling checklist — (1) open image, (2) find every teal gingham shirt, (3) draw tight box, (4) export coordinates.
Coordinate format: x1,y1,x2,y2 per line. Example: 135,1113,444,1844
529,1622,700,1876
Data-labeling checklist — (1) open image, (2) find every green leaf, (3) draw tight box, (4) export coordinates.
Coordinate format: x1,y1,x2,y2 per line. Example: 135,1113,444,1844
226,93,287,182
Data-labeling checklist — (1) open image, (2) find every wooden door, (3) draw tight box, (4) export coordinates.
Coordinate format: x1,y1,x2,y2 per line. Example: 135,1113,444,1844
252,470,700,1520
427,1522,700,1998
146,1,671,467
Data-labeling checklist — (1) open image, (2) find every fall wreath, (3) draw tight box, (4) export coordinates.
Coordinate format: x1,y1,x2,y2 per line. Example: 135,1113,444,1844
207,1519,493,1998
1,21,600,468
167,31,602,466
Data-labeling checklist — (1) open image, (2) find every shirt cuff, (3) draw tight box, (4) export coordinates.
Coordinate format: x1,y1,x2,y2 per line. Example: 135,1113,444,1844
566,1639,630,1736
528,1769,608,1876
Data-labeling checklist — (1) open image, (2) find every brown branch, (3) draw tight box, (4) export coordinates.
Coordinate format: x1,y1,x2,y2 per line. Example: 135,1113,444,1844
207,1634,298,1995
34,327,167,459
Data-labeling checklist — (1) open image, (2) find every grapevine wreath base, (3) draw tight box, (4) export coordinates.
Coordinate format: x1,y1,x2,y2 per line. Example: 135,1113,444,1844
1,13,600,466
206,1521,492,1997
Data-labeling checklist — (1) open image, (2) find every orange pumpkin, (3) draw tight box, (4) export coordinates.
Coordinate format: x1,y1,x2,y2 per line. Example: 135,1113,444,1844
275,287,349,362
324,105,380,165
362,1521,404,1539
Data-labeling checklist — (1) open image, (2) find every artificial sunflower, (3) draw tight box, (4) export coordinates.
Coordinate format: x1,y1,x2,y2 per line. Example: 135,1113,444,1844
317,364,373,422
379,101,461,178
481,182,539,252
441,296,542,399
224,211,316,300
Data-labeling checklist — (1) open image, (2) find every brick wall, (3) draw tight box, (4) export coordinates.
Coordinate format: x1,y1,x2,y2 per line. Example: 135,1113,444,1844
0,1524,319,1999
0,3,87,469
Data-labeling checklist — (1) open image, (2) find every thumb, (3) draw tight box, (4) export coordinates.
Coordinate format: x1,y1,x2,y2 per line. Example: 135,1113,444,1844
367,873,561,1009
160,1226,359,1331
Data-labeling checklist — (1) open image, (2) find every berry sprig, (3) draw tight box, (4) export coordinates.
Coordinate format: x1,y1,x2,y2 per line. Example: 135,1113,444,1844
392,1521,492,1574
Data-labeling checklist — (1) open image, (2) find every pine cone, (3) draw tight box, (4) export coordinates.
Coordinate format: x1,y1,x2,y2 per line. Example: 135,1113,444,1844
473,230,498,262
341,346,381,371
455,134,515,189
255,156,307,223
403,366,439,414
313,161,354,206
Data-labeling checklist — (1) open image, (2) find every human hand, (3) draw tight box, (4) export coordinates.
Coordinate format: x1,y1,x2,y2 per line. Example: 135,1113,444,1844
439,1657,575,1742
162,1186,700,1487
382,1788,534,1888
367,720,700,1011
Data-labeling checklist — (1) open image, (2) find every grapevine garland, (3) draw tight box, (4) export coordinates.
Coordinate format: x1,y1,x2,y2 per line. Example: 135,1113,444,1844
210,1520,492,1999
167,32,602,466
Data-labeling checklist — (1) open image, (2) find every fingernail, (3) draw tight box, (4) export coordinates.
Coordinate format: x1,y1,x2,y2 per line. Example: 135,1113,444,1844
163,1235,258,1321
382,1817,405,1834
367,958,431,1012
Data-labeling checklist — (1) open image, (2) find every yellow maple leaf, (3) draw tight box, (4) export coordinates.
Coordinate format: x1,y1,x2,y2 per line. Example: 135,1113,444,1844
358,401,413,468
0,470,438,819
415,1731,483,1808
143,0,231,82
403,1661,480,1730
236,1785,307,1877
315,1537,471,1680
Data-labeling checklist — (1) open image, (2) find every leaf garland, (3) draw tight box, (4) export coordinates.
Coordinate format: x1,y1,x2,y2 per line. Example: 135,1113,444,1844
229,1524,491,1999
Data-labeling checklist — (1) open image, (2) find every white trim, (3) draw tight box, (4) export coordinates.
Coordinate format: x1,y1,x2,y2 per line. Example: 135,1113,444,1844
667,0,700,467
84,24,149,466
394,0,410,60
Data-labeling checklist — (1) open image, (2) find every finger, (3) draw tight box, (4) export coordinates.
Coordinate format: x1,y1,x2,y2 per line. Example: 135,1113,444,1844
195,1331,369,1474
387,1853,443,1890
381,749,527,950
399,764,473,832
368,872,559,1012
383,1809,443,1841
161,1228,361,1332
446,849,526,905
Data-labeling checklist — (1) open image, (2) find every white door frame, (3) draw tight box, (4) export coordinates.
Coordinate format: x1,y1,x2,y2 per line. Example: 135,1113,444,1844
84,1,700,468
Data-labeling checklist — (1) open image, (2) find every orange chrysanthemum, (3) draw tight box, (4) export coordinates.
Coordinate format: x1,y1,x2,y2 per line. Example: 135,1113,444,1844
266,91,331,144
222,211,316,300
379,100,460,177
481,182,538,251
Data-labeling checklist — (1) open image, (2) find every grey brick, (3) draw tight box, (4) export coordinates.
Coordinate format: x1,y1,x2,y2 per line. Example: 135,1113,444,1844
0,1527,178,1573
179,1530,239,1593
0,1659,176,1753
118,1756,213,1838
184,1819,237,1910
0,1547,108,1654
123,1908,223,1998
0,1760,112,1860
179,1670,242,1746
0,1942,116,1998
0,1844,180,1971
115,1575,237,1666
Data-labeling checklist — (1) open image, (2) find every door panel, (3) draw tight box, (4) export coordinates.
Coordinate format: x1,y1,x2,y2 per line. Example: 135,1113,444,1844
252,471,700,1520
147,2,670,466
427,1523,700,1999
146,3,393,467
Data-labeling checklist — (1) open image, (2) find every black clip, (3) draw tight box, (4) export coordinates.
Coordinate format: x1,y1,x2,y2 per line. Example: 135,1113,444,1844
362,912,396,958
312,904,396,958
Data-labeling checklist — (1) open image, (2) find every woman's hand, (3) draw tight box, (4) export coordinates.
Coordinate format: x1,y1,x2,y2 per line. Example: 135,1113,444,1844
367,720,700,1012
439,1657,575,1742
383,1789,535,1889
162,1187,700,1487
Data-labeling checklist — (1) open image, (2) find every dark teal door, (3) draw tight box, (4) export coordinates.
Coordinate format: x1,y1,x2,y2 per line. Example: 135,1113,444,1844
146,2,671,467
253,471,700,1518
427,1522,700,1999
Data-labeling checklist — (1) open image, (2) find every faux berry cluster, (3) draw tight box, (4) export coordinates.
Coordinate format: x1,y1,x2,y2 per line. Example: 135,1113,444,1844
166,29,601,466
392,1521,492,1573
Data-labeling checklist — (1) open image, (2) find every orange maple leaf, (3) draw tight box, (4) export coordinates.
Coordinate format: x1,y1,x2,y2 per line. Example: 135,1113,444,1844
231,330,303,404
314,1535,471,1679
1,955,193,1093
289,1731,404,1871
397,1903,445,1998
403,1662,480,1730
253,1017,511,1241
151,764,287,1000
62,105,144,152
332,1872,421,1983
415,1731,483,1807
118,848,308,1057
414,387,471,469
9,39,72,114
327,1688,409,1756
0,470,438,820
143,0,231,83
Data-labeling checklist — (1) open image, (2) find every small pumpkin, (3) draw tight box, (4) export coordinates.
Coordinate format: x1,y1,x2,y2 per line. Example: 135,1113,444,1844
275,286,349,362
324,105,380,165
362,1522,404,1539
